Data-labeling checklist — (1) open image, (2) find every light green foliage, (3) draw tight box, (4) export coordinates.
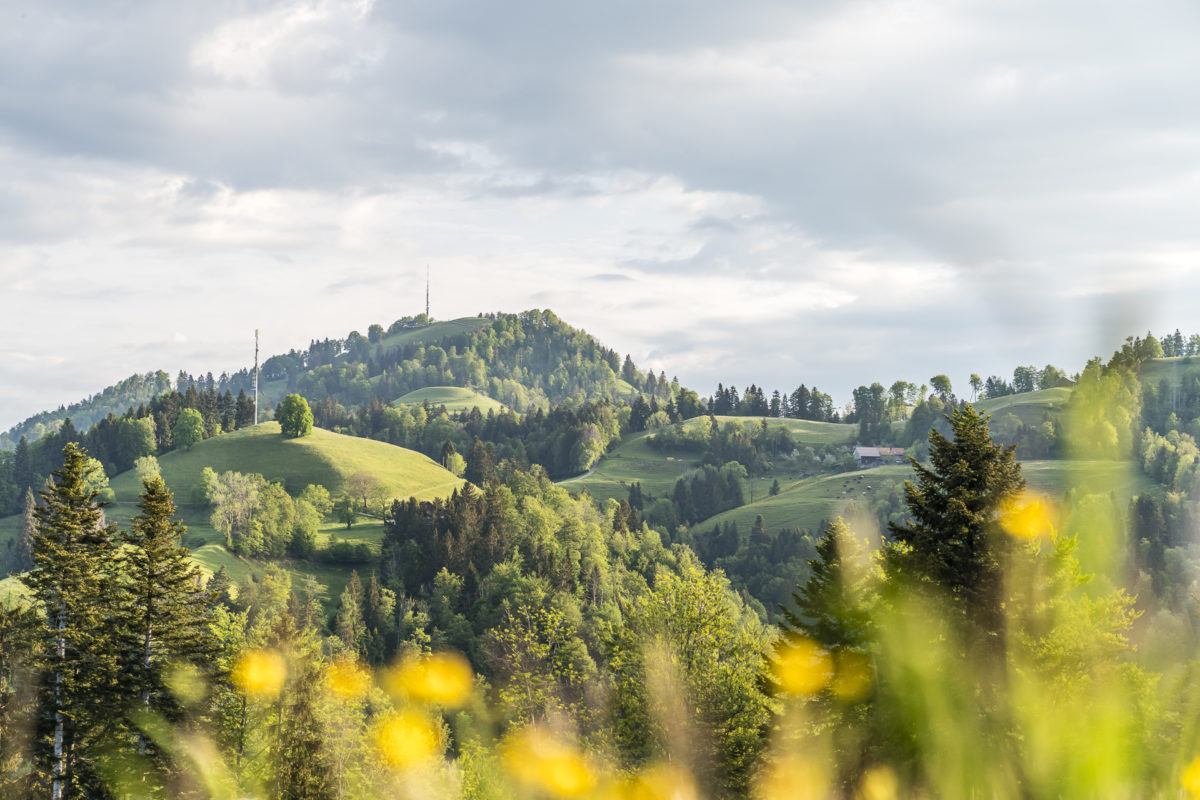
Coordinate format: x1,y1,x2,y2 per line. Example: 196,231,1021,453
133,455,161,484
172,408,205,450
611,562,771,797
1063,360,1140,459
81,456,114,503
299,484,333,519
485,603,597,725
278,394,314,439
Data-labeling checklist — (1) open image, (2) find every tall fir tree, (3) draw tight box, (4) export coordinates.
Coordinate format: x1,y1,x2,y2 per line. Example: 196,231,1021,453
0,600,40,796
885,405,1025,648
781,518,872,650
122,476,212,760
23,443,125,799
13,436,32,498
9,489,35,575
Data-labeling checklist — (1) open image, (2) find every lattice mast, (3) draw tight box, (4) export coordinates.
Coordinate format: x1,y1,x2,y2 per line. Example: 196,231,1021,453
253,329,259,425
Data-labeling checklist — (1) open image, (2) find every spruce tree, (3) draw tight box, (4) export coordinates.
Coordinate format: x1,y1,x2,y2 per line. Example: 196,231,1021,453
23,443,125,798
0,601,40,795
781,518,872,649
11,489,34,575
122,477,211,758
13,437,32,498
885,404,1025,644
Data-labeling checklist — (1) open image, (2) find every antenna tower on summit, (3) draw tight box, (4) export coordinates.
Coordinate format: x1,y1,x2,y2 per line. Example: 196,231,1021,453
425,266,430,321
253,329,260,425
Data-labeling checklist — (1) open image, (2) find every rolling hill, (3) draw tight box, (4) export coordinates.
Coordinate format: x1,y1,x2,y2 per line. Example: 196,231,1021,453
393,386,508,414
561,415,857,504
1,422,465,603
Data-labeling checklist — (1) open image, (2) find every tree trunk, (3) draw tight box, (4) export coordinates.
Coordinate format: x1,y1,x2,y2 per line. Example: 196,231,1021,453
138,622,152,755
52,608,65,800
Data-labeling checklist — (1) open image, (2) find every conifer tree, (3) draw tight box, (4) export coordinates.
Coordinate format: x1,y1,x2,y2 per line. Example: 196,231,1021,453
122,477,211,757
0,601,40,796
23,443,124,798
886,405,1024,645
11,489,34,575
781,518,872,649
13,437,32,498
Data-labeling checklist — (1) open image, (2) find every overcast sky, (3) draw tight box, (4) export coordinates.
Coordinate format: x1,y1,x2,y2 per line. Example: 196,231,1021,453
3,0,1199,429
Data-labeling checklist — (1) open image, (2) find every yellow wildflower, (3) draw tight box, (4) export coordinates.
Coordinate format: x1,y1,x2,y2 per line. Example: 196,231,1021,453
771,637,833,696
231,649,286,699
374,710,441,770
857,765,898,800
327,658,372,700
1182,756,1200,797
502,727,596,797
999,492,1055,540
626,763,699,800
753,755,828,800
384,651,474,708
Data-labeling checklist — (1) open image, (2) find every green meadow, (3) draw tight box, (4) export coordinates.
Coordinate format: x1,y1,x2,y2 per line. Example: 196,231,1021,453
394,386,507,414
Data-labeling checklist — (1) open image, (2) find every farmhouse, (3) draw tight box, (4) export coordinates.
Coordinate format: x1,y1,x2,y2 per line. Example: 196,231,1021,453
853,446,906,467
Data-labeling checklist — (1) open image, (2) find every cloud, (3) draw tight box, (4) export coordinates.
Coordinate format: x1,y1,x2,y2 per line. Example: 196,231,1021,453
2,0,1199,427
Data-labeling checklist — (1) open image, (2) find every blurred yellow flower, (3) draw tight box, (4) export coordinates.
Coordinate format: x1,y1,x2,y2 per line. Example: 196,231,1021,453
831,649,873,702
374,710,441,770
999,492,1055,540
502,727,596,797
1182,756,1200,797
231,649,285,699
625,763,699,800
771,637,833,696
857,765,898,800
384,651,474,707
753,755,827,800
327,658,372,700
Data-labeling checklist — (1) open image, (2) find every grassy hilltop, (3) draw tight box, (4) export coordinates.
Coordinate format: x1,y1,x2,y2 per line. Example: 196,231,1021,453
394,386,508,415
2,422,463,602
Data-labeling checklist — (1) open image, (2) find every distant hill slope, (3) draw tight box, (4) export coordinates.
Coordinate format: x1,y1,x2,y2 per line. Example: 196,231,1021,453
702,458,1150,539
393,386,508,415
4,309,668,450
108,421,463,503
1,422,464,603
975,387,1072,425
562,416,857,504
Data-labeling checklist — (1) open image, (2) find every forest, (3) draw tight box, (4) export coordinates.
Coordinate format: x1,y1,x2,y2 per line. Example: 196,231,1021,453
3,319,1200,798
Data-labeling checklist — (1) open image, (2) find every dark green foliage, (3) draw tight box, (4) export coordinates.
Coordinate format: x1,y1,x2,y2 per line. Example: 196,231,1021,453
780,518,872,649
122,477,212,741
465,437,497,486
7,489,35,576
0,601,40,796
886,405,1025,640
207,566,234,609
278,394,314,438
23,443,126,796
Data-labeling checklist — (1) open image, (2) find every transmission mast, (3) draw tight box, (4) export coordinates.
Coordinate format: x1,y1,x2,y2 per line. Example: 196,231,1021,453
425,266,430,321
254,329,260,425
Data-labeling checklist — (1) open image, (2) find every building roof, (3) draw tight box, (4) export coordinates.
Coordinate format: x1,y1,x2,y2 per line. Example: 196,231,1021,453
853,446,881,458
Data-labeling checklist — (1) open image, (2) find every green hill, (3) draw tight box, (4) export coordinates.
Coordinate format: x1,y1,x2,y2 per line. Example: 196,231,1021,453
975,387,1072,425
0,423,466,603
702,458,1150,538
107,421,463,503
394,386,507,414
561,416,857,504
378,317,493,351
